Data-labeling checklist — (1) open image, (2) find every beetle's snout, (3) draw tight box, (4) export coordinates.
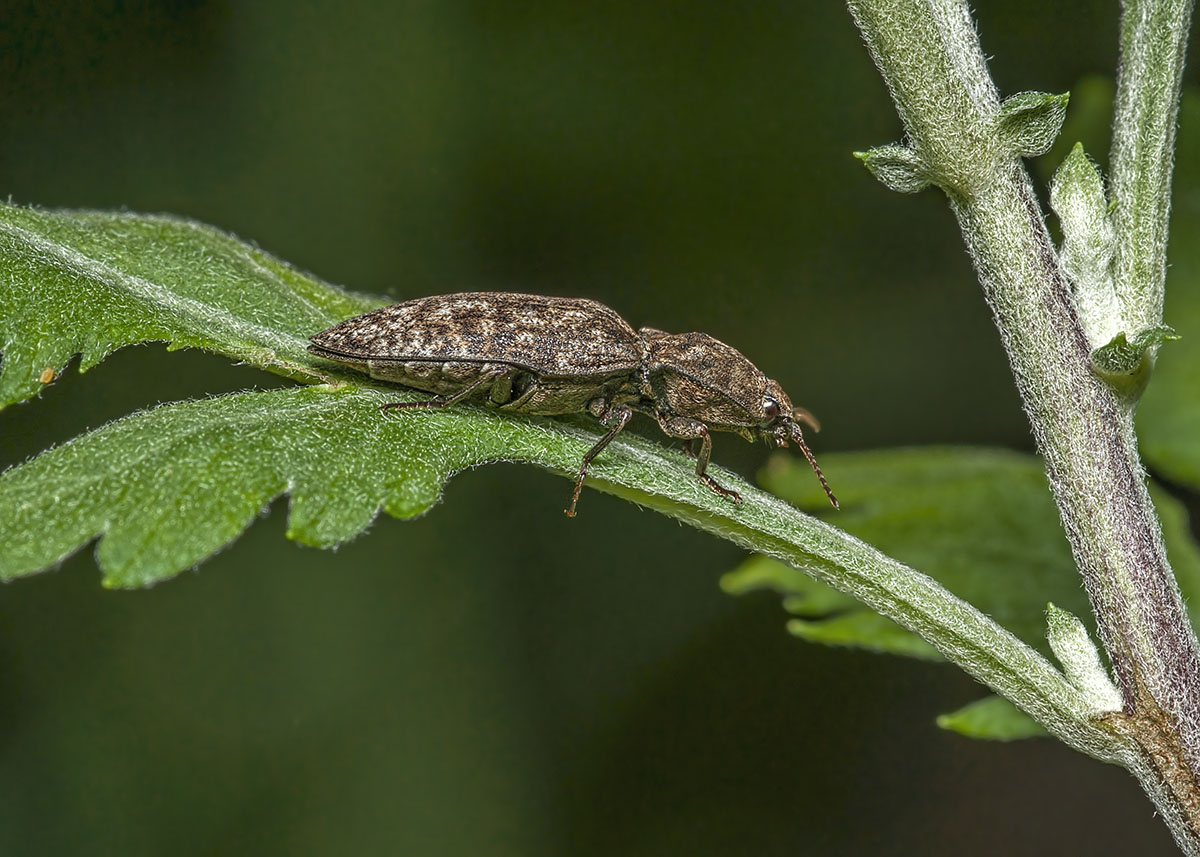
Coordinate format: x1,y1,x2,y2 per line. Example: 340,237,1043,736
765,422,790,449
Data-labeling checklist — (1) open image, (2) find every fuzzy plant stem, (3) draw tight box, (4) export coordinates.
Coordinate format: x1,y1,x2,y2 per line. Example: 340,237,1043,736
846,0,1200,849
1111,0,1194,333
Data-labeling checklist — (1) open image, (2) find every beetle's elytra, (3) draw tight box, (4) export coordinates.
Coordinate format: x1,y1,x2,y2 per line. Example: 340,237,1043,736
308,292,837,516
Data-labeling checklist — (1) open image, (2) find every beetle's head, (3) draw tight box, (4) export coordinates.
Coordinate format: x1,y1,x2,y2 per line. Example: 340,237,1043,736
639,331,839,508
756,378,839,509
757,379,819,446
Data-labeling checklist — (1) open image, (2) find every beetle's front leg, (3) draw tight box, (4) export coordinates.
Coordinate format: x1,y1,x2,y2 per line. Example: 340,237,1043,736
655,415,742,505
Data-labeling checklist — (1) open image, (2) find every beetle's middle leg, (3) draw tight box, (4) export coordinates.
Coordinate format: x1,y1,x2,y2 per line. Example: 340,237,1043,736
656,415,743,505
565,402,633,518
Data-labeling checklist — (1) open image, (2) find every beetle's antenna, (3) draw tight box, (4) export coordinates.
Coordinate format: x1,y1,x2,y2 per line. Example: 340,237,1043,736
792,406,821,433
789,422,839,509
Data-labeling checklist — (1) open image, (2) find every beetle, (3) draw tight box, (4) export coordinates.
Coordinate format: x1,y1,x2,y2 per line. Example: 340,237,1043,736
307,291,837,516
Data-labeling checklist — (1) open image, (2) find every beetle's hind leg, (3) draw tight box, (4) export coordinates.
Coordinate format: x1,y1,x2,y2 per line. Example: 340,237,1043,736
381,364,512,411
657,415,742,505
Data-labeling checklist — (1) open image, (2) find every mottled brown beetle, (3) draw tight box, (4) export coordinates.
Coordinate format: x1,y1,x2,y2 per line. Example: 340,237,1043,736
308,292,837,516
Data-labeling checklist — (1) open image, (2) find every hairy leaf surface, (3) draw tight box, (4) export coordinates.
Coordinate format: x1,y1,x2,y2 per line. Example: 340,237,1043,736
0,202,380,408
0,382,799,587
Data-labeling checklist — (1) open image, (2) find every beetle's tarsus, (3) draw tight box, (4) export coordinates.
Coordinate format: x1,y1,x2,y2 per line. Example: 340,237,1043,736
699,473,742,504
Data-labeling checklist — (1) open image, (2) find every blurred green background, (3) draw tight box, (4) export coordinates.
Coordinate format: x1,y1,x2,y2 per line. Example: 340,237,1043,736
0,1,1190,854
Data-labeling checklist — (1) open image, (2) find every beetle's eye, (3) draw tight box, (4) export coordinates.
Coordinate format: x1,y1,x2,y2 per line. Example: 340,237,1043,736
762,396,780,420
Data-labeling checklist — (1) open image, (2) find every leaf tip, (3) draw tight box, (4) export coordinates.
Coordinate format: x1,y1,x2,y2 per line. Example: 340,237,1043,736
854,145,931,194
936,696,1048,741
998,90,1070,158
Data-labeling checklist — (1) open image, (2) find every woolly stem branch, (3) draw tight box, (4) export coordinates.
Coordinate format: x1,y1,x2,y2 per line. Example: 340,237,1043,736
846,0,1200,850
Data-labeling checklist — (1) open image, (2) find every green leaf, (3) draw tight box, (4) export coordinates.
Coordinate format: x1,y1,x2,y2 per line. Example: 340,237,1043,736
0,202,382,408
787,611,939,659
853,145,931,194
722,555,940,659
730,447,1200,657
722,554,855,613
936,696,1048,741
1137,89,1200,488
3,383,764,587
997,91,1070,158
